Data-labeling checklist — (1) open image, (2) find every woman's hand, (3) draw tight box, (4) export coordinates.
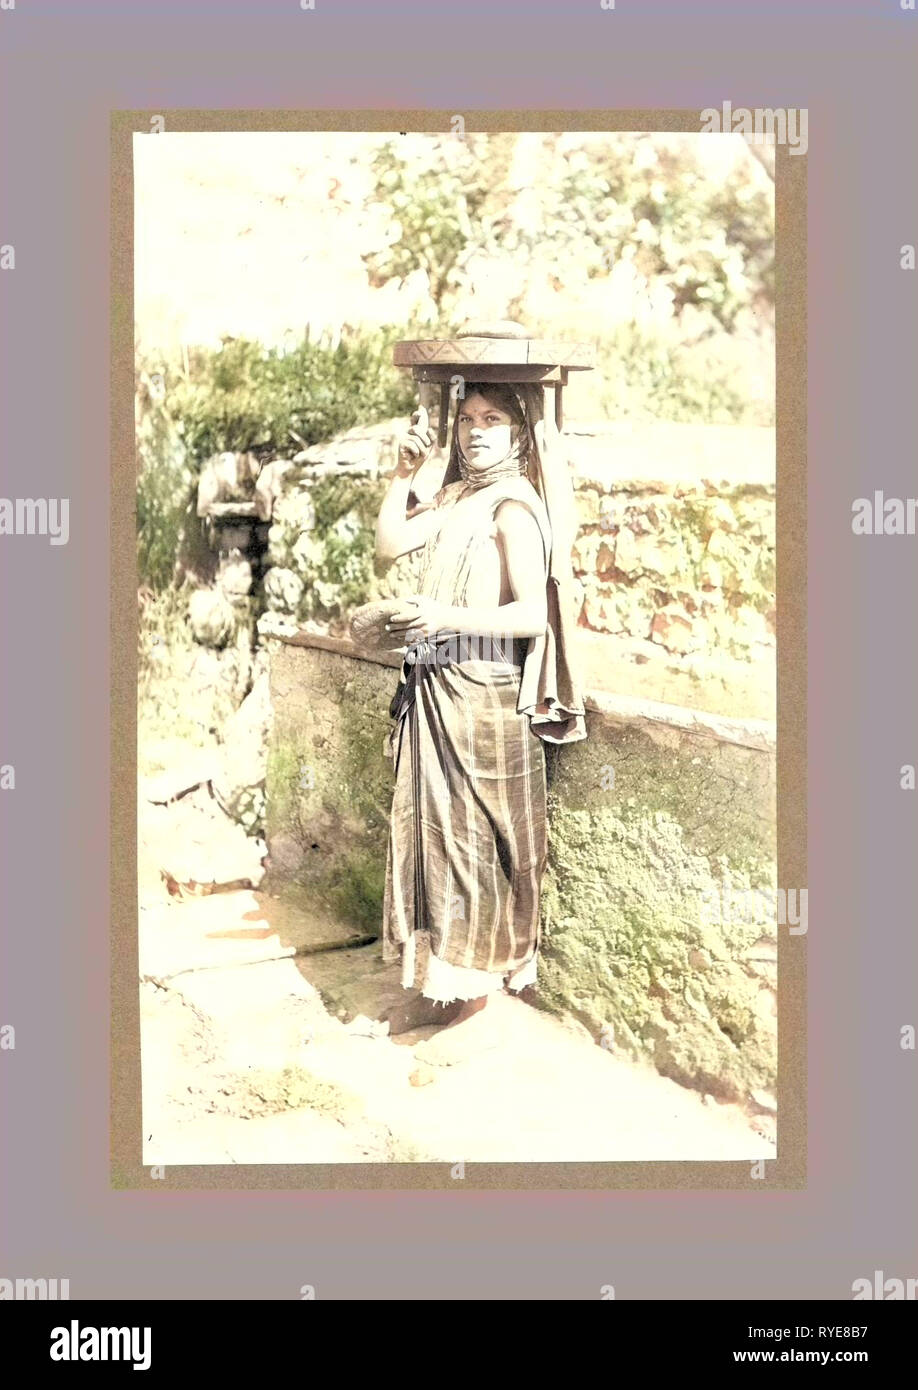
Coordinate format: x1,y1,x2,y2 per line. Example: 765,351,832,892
395,404,436,477
376,405,442,564
385,594,455,641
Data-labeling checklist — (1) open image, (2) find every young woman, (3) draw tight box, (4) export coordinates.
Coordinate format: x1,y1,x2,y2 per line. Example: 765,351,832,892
375,382,585,1065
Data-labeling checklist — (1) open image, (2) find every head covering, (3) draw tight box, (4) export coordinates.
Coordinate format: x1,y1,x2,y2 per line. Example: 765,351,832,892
440,381,587,745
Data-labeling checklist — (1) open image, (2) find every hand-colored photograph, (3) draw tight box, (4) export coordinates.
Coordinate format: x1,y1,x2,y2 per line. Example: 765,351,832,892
131,125,780,1167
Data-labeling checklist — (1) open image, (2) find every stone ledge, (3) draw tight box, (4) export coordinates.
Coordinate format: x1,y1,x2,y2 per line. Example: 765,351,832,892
582,689,774,753
272,628,404,670
271,628,775,751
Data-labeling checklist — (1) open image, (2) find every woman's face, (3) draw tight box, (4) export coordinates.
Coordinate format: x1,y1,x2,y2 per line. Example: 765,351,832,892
457,392,519,472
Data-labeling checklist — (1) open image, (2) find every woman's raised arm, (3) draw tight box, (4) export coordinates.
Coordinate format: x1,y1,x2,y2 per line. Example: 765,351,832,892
375,405,443,563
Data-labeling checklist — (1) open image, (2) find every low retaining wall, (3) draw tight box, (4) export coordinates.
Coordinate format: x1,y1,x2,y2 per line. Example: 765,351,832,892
258,416,775,719
265,634,777,1107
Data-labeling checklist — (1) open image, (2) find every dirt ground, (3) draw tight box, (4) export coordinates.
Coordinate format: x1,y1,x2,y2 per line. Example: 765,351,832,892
137,744,777,1169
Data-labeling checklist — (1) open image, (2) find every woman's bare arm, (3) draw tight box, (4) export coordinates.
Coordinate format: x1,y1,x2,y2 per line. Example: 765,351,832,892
375,405,443,563
375,469,442,563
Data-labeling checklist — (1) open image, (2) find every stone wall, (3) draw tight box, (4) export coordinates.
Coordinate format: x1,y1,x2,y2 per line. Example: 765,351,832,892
265,636,777,1108
257,415,775,719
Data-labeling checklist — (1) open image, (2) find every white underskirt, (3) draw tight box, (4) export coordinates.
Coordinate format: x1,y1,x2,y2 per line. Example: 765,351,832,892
400,933,539,1003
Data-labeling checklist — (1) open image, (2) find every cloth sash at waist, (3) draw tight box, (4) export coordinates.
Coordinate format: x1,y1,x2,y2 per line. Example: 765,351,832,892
388,634,526,728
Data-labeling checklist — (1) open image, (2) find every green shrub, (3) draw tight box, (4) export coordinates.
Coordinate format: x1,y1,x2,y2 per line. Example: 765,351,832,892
136,371,195,590
155,327,417,464
135,327,417,590
301,475,388,619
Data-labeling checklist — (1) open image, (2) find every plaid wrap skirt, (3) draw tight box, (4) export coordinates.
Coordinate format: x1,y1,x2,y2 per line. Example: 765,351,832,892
381,639,548,990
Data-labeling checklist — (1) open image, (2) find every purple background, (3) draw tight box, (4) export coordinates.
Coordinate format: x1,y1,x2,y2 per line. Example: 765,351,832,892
1,0,916,1298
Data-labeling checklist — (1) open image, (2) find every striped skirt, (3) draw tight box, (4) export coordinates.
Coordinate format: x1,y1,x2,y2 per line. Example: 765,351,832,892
381,640,548,1002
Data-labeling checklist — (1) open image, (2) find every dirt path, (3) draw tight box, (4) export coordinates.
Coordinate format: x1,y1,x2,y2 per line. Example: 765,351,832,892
137,755,775,1169
140,896,775,1167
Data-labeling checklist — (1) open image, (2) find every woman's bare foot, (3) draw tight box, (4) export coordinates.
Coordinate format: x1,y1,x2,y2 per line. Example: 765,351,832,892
380,993,463,1036
412,992,507,1066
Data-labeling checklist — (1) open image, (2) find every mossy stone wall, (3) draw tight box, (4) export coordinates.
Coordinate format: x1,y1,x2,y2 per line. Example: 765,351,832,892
265,639,777,1105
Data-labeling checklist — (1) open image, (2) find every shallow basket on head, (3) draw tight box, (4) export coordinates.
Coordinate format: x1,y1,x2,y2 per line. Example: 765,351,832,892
392,320,595,447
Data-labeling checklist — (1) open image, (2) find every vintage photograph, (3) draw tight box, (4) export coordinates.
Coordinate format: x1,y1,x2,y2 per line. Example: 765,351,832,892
132,125,779,1167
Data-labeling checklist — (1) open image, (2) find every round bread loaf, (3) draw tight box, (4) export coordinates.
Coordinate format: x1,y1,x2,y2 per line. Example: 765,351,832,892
349,596,416,653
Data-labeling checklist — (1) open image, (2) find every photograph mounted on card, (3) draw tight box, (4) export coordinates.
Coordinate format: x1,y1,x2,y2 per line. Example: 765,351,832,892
112,111,805,1190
